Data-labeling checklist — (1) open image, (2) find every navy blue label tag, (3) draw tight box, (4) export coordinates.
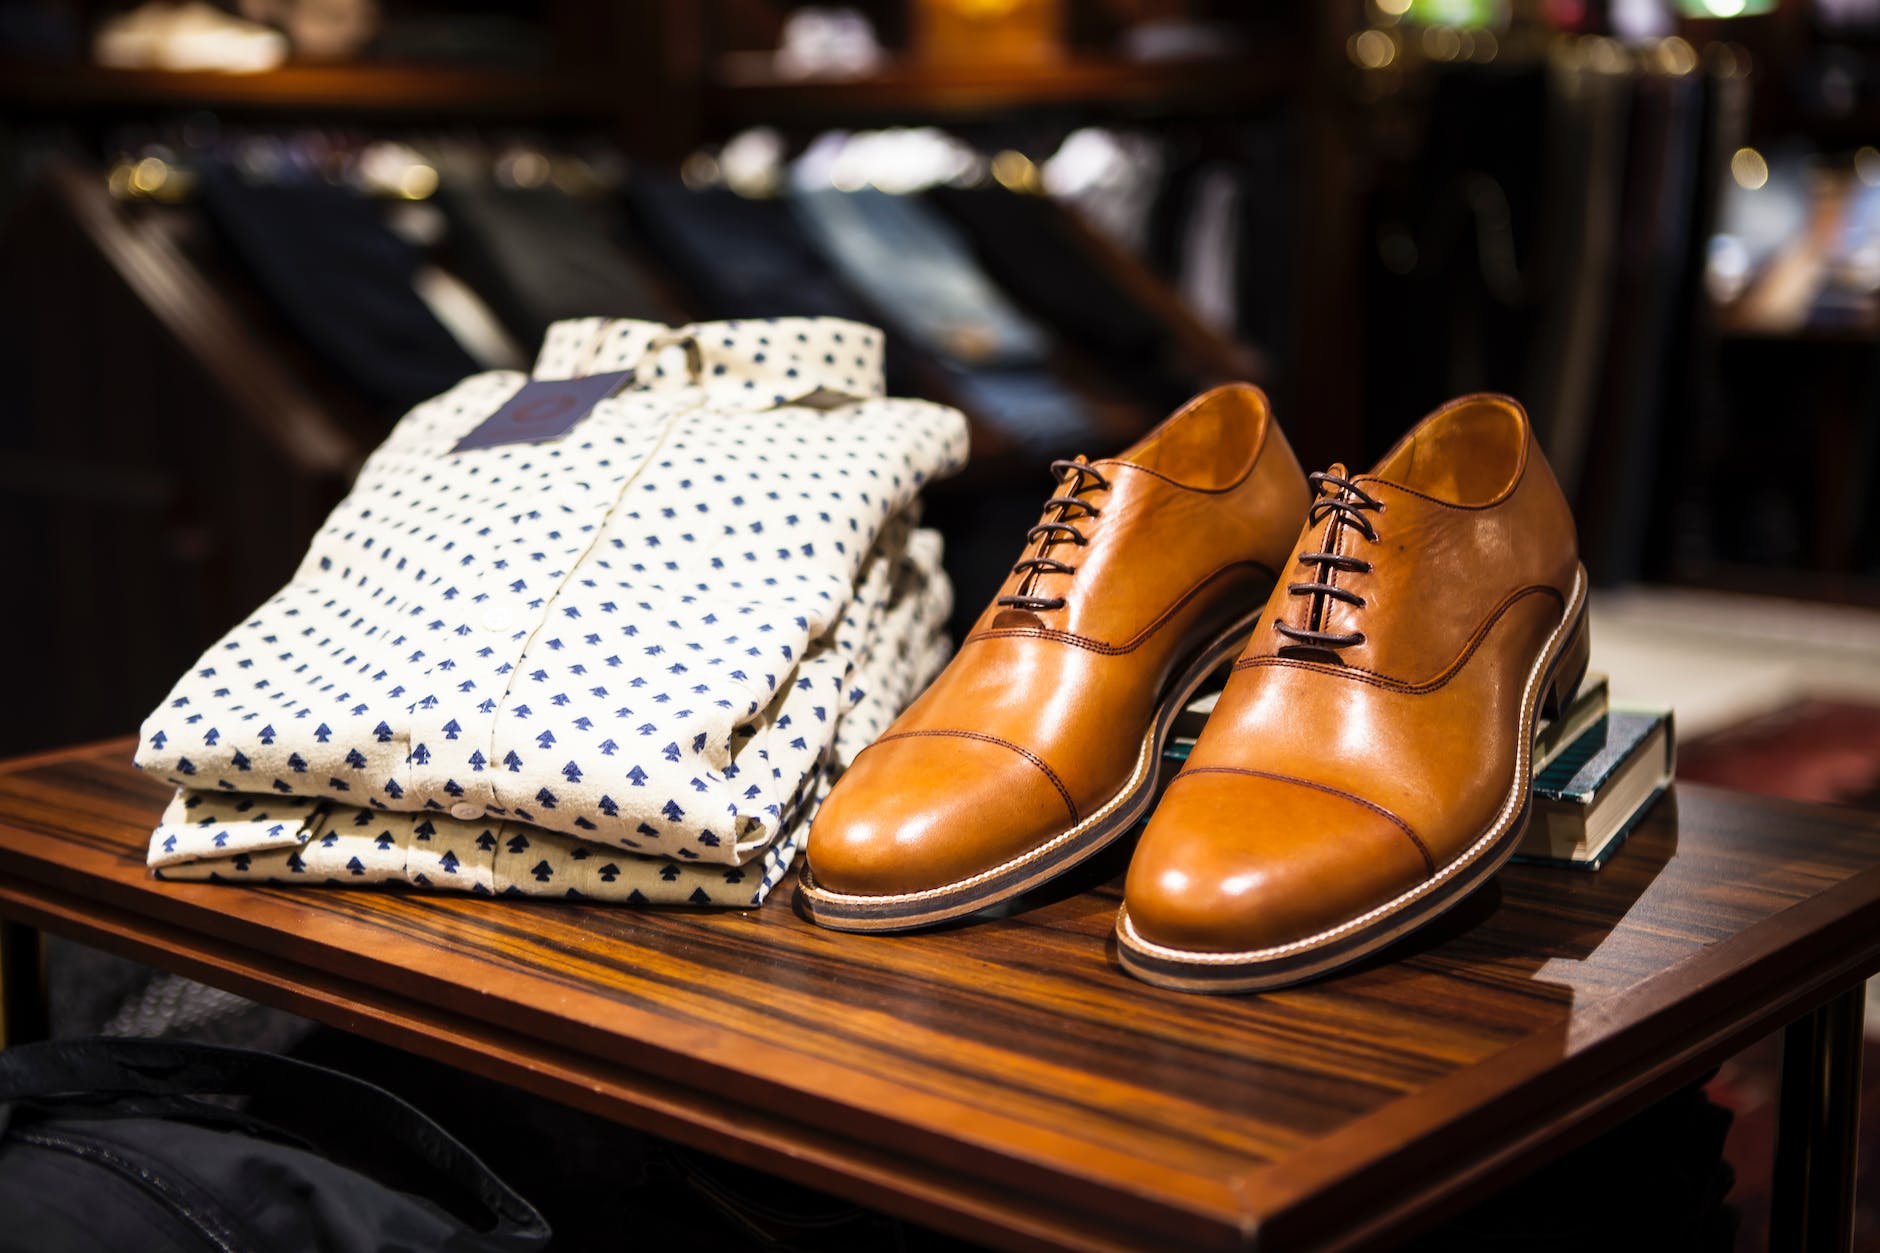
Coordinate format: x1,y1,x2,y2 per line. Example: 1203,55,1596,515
452,370,635,453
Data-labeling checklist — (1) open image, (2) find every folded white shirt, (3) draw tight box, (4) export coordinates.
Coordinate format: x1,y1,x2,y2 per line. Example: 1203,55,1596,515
148,521,952,906
135,317,969,872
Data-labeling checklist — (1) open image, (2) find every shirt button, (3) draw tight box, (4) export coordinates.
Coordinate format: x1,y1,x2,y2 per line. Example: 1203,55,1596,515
449,802,481,821
480,607,514,632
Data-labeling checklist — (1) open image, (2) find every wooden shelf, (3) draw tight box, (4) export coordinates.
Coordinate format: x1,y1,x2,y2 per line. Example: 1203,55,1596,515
0,62,613,117
704,51,1304,124
1715,318,1880,345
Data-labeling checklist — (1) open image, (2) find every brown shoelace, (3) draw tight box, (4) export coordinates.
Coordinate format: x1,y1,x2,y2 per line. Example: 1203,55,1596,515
1275,470,1383,650
997,459,1112,613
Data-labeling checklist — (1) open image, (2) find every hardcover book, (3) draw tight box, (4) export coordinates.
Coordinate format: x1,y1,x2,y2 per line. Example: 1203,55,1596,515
1513,707,1676,870
1534,672,1610,773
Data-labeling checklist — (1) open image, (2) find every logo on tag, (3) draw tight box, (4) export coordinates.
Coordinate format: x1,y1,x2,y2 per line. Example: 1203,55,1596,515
452,369,636,453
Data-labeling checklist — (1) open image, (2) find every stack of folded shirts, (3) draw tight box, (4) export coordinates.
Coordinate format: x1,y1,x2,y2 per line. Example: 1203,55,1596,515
135,316,969,906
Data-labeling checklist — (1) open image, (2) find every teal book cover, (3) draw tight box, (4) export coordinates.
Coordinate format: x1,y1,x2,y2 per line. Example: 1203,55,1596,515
1532,710,1665,805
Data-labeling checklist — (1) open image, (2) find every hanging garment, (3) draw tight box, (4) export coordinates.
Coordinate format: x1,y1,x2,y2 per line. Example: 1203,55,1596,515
923,184,1189,407
196,162,480,415
1041,127,1169,258
618,174,927,398
622,176,877,325
437,182,672,346
135,317,969,901
790,186,1099,451
1176,164,1244,337
790,185,1048,368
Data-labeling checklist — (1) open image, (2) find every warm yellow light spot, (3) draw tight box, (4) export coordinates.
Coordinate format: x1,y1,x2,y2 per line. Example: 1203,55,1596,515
949,0,1020,18
1705,0,1747,15
1730,147,1769,191
130,156,169,195
1657,37,1698,76
397,162,438,200
1349,28,1396,69
106,162,135,199
1715,43,1751,79
679,152,721,191
1472,29,1498,61
990,149,1041,194
1857,147,1880,187
1422,25,1463,61
1376,0,1412,15
508,152,550,189
1587,37,1629,75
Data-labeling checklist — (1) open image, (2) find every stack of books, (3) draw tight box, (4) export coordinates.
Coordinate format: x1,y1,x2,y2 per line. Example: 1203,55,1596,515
1163,673,1675,871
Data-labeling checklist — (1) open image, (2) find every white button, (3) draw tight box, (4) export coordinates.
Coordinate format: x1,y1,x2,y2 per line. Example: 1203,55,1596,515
450,802,481,821
480,607,514,632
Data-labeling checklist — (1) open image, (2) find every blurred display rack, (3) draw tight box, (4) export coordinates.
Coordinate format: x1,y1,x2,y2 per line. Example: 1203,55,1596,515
703,51,1307,124
0,63,614,117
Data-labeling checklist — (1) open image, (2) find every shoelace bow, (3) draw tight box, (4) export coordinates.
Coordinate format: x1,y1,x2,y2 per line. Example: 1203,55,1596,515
1274,469,1384,650
996,459,1112,613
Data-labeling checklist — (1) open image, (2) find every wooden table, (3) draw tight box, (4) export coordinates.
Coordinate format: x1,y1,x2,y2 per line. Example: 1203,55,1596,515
0,739,1872,1252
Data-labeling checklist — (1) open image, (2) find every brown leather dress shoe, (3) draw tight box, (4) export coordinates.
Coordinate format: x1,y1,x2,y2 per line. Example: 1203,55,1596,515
799,384,1310,931
1117,394,1589,992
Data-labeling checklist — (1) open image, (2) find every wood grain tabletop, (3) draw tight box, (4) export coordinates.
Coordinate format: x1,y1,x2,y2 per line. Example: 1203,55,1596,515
0,739,1876,1252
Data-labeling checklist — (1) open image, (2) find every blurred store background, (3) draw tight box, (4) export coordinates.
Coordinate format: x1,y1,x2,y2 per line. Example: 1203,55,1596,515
1,0,1878,1246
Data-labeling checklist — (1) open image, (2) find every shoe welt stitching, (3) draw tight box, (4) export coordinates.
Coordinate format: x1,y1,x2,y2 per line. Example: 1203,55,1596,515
1119,565,1587,966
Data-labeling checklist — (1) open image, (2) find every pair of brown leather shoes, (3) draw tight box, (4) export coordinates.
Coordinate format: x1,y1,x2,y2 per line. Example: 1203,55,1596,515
798,384,1588,993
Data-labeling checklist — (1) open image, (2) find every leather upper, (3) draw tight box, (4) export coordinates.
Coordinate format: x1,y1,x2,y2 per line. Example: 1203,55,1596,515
1125,394,1582,954
808,384,1309,898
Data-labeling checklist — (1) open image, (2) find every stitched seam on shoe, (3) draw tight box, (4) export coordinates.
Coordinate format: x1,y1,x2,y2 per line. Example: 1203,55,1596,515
870,730,1079,824
967,560,1276,655
1089,451,1259,495
1350,452,1530,511
1086,394,1275,494
1239,584,1564,691
806,715,1160,904
1170,766,1435,876
1119,567,1588,966
802,610,1264,908
1353,400,1533,511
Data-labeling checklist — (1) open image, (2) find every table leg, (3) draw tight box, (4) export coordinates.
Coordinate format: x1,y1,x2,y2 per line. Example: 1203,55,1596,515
1770,983,1866,1253
0,920,49,1048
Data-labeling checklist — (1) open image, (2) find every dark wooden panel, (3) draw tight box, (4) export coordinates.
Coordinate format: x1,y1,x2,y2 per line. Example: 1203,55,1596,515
0,741,1876,1252
703,52,1306,125
0,63,612,118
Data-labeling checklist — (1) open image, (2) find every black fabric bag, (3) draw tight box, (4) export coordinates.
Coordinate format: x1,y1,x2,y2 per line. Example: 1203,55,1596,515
0,1038,551,1253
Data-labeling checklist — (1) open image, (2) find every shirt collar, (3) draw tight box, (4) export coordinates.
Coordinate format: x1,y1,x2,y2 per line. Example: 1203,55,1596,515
531,316,886,406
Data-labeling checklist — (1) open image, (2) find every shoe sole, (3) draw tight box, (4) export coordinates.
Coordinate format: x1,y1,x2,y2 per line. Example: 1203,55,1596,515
795,605,1269,933
1114,565,1591,994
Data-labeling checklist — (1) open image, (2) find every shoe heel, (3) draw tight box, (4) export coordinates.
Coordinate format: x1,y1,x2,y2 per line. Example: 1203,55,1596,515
1541,606,1591,722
